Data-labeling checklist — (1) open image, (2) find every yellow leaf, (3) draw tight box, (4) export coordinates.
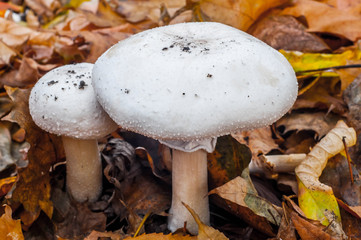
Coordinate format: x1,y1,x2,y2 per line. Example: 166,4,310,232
280,49,361,74
297,179,340,226
182,202,229,240
0,205,24,240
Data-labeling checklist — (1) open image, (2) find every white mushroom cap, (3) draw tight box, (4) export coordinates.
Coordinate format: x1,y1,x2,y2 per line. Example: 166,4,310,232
92,22,297,141
29,63,118,139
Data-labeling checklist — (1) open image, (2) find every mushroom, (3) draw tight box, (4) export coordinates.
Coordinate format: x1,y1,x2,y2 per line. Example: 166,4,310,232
29,63,118,202
92,22,298,234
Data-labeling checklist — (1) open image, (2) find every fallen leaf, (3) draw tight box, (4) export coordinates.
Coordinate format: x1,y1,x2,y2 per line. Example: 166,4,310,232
124,233,196,240
287,202,338,239
281,0,361,41
52,188,107,239
84,230,124,240
0,205,24,240
207,135,251,188
281,49,361,74
297,179,341,226
276,112,340,138
116,0,185,24
249,15,330,53
183,202,228,240
0,176,17,198
196,0,288,31
3,87,63,223
209,171,281,236
232,126,278,160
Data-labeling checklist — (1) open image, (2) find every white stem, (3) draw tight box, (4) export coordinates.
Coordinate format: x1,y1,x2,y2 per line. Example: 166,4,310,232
249,153,306,175
168,149,209,234
62,136,102,202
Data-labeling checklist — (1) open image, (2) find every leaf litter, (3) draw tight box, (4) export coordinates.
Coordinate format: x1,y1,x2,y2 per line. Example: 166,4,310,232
2,0,361,239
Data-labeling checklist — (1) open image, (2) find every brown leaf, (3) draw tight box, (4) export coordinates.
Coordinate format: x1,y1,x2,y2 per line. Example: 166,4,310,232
0,40,17,67
293,77,347,114
232,126,278,160
0,205,24,240
116,0,185,24
284,197,339,239
85,230,125,240
281,0,361,41
277,112,340,138
124,233,196,240
197,0,288,31
209,174,281,236
289,209,337,240
3,87,63,222
207,135,251,188
52,188,107,239
249,15,330,53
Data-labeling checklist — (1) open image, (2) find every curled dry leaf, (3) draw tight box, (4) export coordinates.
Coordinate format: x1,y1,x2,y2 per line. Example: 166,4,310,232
296,120,355,237
295,120,356,192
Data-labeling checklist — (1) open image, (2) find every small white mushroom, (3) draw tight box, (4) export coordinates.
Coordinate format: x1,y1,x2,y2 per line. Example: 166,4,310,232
29,63,118,202
92,22,298,234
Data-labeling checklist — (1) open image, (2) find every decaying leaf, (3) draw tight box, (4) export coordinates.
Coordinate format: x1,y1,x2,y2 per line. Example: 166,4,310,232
2,87,63,224
284,198,339,240
209,170,281,236
276,112,340,138
296,120,355,237
0,205,24,240
249,15,330,53
232,127,278,160
207,135,251,188
296,120,356,193
84,230,124,240
124,233,196,240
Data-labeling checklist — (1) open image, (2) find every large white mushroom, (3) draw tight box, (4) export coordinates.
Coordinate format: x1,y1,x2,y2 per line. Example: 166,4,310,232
29,63,118,202
92,22,298,234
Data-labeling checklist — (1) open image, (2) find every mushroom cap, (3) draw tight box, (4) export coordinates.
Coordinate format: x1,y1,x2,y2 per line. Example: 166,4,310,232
93,22,298,141
29,63,118,139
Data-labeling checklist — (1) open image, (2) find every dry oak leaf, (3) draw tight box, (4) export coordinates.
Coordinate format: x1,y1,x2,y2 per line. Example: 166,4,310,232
249,15,329,53
2,87,63,222
281,0,361,41
195,0,288,31
0,205,24,240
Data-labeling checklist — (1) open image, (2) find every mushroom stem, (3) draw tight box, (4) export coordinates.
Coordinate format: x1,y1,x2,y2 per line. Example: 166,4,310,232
62,136,102,202
168,149,210,234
